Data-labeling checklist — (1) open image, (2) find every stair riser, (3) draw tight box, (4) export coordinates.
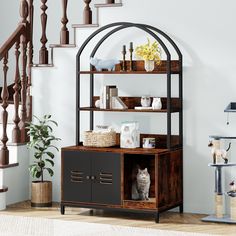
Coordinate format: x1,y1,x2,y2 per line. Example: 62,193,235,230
0,193,6,210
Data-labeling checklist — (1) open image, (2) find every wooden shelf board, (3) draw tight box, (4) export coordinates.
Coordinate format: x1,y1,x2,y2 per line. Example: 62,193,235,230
79,60,180,74
79,71,180,75
62,145,168,155
79,107,180,113
123,198,157,210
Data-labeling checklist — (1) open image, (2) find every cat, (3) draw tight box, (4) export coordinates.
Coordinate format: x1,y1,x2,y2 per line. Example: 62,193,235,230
132,168,151,201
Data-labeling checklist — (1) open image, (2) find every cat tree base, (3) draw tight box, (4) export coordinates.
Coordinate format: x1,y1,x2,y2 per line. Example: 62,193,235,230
202,215,236,224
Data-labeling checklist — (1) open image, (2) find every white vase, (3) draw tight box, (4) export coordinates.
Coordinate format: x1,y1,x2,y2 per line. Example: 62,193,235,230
144,60,155,72
152,97,162,110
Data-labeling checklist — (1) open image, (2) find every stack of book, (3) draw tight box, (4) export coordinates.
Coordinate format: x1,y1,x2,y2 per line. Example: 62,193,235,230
100,85,128,110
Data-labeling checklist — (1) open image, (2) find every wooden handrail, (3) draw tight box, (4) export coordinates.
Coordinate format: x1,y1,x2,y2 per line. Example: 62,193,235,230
0,24,26,61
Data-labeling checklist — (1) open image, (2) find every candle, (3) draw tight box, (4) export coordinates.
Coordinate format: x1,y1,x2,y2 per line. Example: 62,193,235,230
123,45,126,52
130,42,133,50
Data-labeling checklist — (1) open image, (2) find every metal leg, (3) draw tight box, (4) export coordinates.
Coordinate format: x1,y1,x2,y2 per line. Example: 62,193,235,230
179,204,183,213
90,209,94,215
155,212,160,223
60,205,65,215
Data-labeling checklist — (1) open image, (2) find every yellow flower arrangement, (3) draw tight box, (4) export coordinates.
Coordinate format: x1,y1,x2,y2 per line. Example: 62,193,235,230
135,38,162,65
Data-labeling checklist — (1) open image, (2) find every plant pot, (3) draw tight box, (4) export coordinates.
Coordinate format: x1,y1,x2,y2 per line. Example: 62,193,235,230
31,181,52,207
144,60,155,72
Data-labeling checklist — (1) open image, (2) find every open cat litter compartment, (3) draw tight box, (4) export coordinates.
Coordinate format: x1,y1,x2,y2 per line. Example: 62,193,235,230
123,154,156,209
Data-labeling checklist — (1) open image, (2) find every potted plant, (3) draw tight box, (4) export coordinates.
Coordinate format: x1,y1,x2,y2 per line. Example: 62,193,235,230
27,115,60,207
135,38,162,72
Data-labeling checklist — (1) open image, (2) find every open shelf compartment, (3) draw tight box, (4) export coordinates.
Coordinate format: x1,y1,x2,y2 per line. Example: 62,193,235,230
123,154,157,210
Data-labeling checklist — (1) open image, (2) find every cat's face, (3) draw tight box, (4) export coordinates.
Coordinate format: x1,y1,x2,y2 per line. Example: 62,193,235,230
137,168,149,179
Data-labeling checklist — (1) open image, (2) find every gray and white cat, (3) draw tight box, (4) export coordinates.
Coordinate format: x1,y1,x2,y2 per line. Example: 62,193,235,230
132,168,151,200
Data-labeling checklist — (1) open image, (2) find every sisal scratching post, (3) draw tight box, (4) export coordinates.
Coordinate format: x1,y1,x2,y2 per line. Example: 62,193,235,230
215,194,223,218
231,197,236,220
212,140,221,163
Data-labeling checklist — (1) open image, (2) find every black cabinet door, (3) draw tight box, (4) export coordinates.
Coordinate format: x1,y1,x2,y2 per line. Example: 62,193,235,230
62,151,91,202
91,152,121,205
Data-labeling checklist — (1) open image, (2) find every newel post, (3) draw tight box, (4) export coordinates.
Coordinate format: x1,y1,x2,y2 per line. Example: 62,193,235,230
60,0,69,44
83,0,92,24
20,0,29,142
39,0,48,64
0,53,9,165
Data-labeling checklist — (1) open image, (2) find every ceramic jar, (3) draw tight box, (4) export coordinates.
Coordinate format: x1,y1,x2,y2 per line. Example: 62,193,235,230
141,96,151,107
152,97,162,110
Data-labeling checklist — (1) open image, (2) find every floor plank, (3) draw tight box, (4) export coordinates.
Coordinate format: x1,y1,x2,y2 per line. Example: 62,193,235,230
1,201,235,235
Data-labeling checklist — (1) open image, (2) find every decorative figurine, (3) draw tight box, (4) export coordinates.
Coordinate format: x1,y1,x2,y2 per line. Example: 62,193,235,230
90,57,120,71
152,97,162,110
129,42,134,71
121,45,126,71
228,180,236,220
141,95,151,107
208,141,231,164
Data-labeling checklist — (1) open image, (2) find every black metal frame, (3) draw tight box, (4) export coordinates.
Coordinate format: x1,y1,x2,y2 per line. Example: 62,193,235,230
76,22,183,150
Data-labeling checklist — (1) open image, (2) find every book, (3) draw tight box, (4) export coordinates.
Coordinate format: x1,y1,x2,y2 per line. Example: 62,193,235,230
103,85,116,109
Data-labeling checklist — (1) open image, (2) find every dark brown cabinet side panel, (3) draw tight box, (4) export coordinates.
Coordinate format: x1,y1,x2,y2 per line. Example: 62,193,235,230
157,149,183,209
91,152,121,205
62,150,91,202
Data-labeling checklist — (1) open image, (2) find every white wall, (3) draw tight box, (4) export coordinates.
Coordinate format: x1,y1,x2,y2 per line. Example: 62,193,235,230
2,0,236,214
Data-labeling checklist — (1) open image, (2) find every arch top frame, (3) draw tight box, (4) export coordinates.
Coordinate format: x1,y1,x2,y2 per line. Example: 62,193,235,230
76,22,182,61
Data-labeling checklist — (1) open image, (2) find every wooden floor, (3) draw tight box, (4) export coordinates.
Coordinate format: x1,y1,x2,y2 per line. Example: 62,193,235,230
1,201,236,235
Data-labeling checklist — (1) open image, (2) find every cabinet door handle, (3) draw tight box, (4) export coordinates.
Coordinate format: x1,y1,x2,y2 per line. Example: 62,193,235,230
86,176,90,180
91,176,96,180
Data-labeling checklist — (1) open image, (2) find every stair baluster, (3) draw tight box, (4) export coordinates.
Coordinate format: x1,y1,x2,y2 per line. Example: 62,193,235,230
0,54,9,166
27,0,34,119
39,0,48,64
20,1,29,142
12,41,21,143
83,0,92,24
60,0,69,44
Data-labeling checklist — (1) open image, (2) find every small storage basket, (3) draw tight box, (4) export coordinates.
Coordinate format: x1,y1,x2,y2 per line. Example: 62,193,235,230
83,130,116,147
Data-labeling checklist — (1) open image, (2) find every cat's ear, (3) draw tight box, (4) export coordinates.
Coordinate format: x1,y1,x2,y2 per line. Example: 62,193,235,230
144,168,147,172
138,169,141,173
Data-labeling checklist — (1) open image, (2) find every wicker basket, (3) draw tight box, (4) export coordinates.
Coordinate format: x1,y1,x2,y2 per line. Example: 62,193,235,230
83,130,116,147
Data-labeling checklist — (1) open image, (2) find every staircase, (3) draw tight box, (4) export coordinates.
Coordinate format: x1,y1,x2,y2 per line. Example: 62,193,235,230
0,0,124,208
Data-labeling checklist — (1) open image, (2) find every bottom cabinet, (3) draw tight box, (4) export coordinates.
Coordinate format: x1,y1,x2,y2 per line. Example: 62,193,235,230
62,150,121,205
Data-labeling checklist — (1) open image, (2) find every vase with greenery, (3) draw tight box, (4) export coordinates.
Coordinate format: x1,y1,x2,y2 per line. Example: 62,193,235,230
27,115,60,207
135,38,162,72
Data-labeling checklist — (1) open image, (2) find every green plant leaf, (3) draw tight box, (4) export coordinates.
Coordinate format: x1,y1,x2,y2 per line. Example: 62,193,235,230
45,159,54,167
45,168,54,177
46,152,54,159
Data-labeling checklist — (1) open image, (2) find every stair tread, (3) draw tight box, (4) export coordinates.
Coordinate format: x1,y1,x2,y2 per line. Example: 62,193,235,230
72,24,99,28
0,163,19,169
32,64,54,68
0,186,8,193
94,3,123,8
49,44,76,48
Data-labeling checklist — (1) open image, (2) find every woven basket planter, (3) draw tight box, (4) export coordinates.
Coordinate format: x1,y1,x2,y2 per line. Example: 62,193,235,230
83,130,116,147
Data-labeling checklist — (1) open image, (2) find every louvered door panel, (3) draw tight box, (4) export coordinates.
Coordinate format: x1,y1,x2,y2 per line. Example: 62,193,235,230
62,151,91,202
91,152,121,205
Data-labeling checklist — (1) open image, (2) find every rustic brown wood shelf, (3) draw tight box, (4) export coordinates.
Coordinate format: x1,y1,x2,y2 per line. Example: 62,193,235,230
79,107,180,113
79,60,180,74
63,145,169,155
